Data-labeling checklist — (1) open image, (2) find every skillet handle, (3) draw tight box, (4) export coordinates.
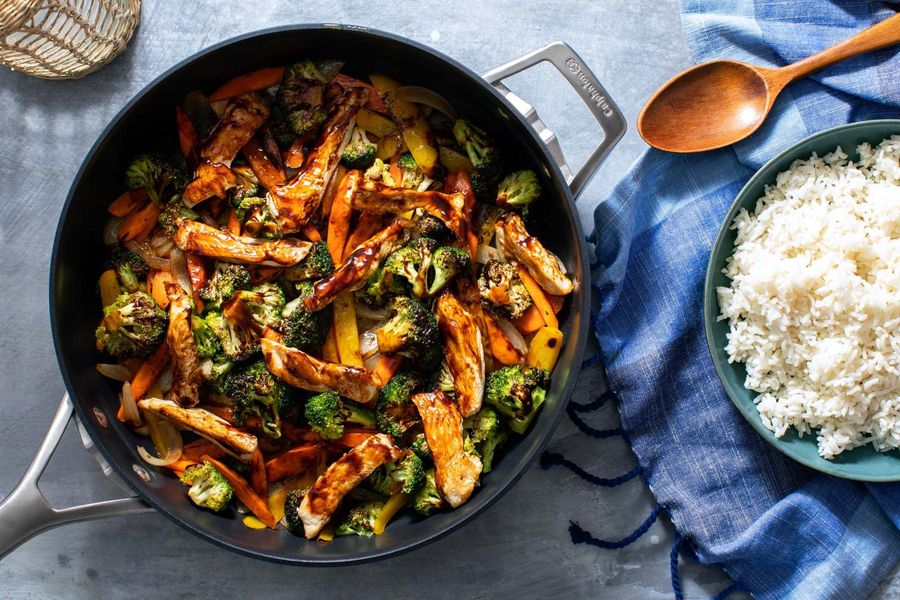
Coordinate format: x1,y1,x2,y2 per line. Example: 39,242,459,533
482,42,627,199
0,394,151,560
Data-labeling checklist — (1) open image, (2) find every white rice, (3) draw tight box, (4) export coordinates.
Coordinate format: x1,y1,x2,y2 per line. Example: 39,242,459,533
717,135,900,458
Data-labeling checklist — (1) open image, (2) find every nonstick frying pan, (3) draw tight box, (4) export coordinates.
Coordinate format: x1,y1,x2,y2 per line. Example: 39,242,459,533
0,25,625,564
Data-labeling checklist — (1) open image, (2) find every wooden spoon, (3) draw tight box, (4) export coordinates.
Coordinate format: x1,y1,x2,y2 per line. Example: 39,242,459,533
638,12,900,153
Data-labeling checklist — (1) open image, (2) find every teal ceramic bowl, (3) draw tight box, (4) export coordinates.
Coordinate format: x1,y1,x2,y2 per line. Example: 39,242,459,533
704,120,900,482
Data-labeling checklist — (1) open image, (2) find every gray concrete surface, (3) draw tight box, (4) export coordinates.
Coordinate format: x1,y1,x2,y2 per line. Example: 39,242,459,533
0,1,896,598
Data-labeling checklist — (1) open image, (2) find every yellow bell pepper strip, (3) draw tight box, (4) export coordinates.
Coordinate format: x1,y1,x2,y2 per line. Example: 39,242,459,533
515,265,559,329
99,270,122,308
370,74,438,174
321,326,340,363
333,294,363,367
355,108,398,138
373,492,409,535
527,327,564,372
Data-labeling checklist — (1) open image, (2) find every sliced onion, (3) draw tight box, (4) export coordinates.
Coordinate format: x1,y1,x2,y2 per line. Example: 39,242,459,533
417,177,434,193
363,352,381,372
359,327,380,360
97,363,132,382
140,408,183,466
124,240,171,271
157,366,174,394
149,231,175,257
169,247,193,294
395,86,458,121
104,217,123,250
354,303,388,322
476,244,501,264
137,445,181,466
120,381,141,426
496,317,528,355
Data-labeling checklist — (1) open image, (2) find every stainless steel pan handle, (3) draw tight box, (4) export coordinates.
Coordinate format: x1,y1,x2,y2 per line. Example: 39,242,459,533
482,42,627,199
0,394,151,560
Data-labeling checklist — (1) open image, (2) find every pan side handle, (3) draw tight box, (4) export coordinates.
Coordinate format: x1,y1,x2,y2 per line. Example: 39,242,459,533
0,394,152,561
482,42,627,200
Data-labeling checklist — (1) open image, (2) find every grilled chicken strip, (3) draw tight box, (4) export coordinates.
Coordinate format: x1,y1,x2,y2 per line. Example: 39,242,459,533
183,93,270,206
272,87,367,233
165,283,201,407
137,398,258,460
435,290,485,417
412,391,483,508
174,220,311,266
496,212,573,295
261,337,381,405
304,220,409,312
297,433,403,539
350,178,468,242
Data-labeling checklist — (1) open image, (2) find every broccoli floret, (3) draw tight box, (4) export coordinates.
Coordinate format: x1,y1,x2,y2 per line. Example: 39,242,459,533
283,241,334,282
231,283,286,329
200,352,234,383
231,196,280,239
283,488,307,534
463,407,507,473
382,152,428,190
496,170,541,214
206,309,259,362
410,214,451,242
364,158,387,181
426,246,470,297
477,260,533,320
280,281,333,353
396,152,417,170
278,60,328,139
304,391,375,440
369,453,425,497
411,469,443,516
200,263,252,311
432,360,456,394
375,296,441,370
484,365,549,434
192,314,222,359
341,127,376,169
158,197,199,235
95,292,167,358
357,264,407,307
410,433,432,463
125,154,189,205
382,237,437,297
230,165,260,205
469,170,498,204
179,461,233,512
105,251,148,293
452,119,502,199
221,360,290,438
375,370,422,438
335,501,383,537
474,204,505,246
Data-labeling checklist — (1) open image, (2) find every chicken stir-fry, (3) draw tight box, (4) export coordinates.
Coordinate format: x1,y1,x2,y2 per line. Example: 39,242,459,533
94,59,571,541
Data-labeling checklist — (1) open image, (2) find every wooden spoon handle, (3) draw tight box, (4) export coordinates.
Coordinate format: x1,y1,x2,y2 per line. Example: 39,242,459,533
776,12,900,84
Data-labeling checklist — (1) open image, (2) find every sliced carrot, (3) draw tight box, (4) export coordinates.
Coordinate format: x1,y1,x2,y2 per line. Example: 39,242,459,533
208,66,285,102
118,202,162,243
548,294,565,314
250,449,268,498
129,343,170,402
373,354,403,386
204,455,276,528
513,305,545,335
284,138,306,169
327,172,358,263
148,270,174,309
180,438,227,462
242,141,286,190
265,444,323,482
484,313,524,366
185,253,207,312
515,265,558,329
343,213,382,258
388,157,402,185
300,223,322,243
331,428,378,449
175,105,200,168
226,208,241,236
108,189,148,217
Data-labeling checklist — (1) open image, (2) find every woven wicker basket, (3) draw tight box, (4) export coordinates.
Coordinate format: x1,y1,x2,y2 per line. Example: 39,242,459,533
0,0,140,79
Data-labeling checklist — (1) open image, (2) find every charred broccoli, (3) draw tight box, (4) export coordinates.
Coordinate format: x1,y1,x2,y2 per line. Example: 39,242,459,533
382,237,437,297
474,204,505,246
271,60,328,144
411,469,443,516
375,370,422,438
426,246,470,297
280,281,333,353
496,170,541,214
283,488,306,534
230,283,285,329
382,152,428,190
105,250,148,293
192,314,222,359
124,154,189,205
410,433,432,463
200,352,234,383
179,461,233,512
375,296,441,370
158,196,199,235
477,260,533,320
200,262,252,311
410,214,451,242
95,291,167,358
221,360,290,438
335,501,383,537
357,264,407,307
484,365,549,434
340,127,377,169
304,391,375,440
283,241,334,282
452,119,502,200
463,407,507,473
230,165,260,205
206,308,259,362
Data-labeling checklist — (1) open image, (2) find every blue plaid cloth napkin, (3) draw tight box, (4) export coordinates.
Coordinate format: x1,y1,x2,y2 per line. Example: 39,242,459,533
591,1,900,598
